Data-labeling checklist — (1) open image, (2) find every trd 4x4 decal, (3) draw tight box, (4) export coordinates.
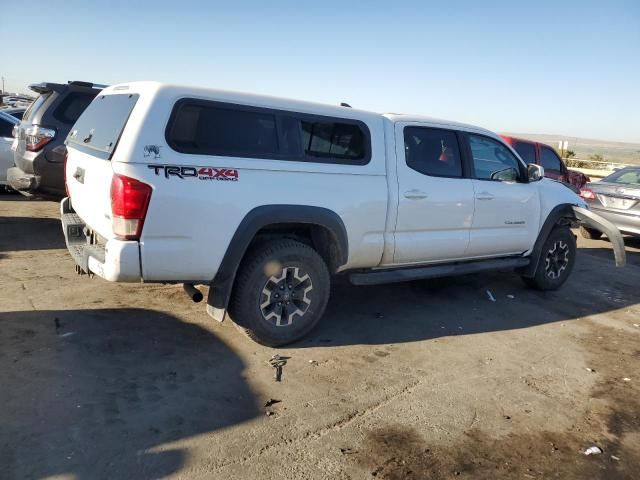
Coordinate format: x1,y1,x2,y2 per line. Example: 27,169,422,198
148,164,239,181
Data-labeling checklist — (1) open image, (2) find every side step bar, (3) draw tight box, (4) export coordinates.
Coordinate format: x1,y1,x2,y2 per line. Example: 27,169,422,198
349,257,530,286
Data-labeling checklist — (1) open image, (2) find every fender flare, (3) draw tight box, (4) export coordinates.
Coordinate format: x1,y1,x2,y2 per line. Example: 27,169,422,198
207,205,348,316
519,204,576,278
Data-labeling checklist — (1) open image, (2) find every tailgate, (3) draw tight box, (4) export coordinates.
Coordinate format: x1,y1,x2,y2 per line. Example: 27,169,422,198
66,147,114,238
65,92,140,238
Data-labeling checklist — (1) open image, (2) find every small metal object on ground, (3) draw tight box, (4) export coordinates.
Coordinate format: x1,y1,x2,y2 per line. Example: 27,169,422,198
268,354,290,382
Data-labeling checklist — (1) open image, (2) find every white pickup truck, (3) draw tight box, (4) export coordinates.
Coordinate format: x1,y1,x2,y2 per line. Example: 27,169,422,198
61,82,625,346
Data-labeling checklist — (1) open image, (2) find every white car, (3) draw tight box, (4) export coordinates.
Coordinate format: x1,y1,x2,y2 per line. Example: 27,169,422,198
0,111,20,188
60,82,625,346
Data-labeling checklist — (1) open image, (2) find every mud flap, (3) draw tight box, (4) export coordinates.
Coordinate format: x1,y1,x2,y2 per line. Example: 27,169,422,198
572,206,626,267
206,304,227,323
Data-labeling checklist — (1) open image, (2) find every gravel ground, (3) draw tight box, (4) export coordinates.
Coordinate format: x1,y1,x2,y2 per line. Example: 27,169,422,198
1,194,639,480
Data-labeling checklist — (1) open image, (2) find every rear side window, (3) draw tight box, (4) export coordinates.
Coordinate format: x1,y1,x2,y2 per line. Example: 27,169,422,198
22,93,49,123
513,141,536,164
52,91,97,124
540,147,562,171
166,99,371,165
67,94,139,160
403,127,462,177
168,103,279,156
301,120,365,160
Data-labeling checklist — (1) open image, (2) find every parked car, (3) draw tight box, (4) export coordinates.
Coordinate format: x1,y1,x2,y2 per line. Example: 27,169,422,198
0,107,27,120
1,95,33,107
7,81,106,198
579,167,640,238
60,82,625,346
500,135,590,192
0,111,20,190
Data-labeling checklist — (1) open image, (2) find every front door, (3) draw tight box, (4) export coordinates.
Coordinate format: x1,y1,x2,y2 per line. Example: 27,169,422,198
465,133,540,257
393,124,475,264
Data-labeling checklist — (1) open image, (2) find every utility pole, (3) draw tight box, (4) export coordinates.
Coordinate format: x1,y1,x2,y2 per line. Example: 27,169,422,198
1,76,4,95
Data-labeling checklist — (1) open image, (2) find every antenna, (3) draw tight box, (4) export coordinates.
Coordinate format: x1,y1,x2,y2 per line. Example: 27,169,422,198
340,102,352,108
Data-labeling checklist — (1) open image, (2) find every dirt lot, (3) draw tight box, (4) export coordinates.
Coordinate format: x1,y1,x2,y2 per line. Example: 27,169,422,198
1,194,639,480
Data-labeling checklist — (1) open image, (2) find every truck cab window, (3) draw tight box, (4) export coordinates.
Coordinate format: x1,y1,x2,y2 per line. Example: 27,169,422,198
513,141,536,164
469,135,521,182
403,127,462,178
540,147,562,172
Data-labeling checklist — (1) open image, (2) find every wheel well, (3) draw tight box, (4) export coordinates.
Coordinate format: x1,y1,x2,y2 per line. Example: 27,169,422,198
250,223,343,273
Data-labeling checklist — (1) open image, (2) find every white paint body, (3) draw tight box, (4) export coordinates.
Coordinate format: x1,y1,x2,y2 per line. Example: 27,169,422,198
64,82,586,283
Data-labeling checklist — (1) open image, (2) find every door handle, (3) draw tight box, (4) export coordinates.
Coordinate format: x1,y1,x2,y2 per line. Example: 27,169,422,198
475,192,494,200
404,189,428,200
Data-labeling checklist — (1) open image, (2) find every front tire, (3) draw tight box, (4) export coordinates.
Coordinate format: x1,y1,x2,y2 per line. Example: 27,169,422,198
522,226,576,291
579,226,602,240
229,239,330,347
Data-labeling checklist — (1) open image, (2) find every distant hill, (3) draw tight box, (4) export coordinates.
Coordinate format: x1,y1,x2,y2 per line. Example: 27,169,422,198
501,133,640,165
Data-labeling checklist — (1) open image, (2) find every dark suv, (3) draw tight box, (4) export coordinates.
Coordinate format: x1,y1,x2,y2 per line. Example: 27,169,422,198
8,81,106,198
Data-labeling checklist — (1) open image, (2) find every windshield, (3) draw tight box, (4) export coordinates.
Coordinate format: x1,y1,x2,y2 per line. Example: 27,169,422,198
67,93,139,160
601,168,640,186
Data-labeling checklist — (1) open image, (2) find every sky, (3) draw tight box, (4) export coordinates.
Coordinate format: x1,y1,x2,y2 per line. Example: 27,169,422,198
1,0,639,142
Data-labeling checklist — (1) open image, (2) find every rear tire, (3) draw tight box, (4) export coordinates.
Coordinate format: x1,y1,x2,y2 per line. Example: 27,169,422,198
579,226,602,240
229,239,330,347
522,226,576,291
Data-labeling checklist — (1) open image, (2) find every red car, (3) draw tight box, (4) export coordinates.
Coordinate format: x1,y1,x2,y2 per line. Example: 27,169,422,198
501,136,590,191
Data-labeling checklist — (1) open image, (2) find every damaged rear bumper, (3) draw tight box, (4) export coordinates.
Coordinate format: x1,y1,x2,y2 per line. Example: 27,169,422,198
572,206,626,267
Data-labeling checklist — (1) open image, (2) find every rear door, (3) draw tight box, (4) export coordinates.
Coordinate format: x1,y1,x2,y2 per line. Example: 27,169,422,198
393,123,475,264
65,93,139,238
464,133,540,257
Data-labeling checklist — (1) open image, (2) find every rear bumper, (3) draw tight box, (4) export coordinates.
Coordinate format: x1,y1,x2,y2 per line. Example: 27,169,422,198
589,207,640,236
10,148,64,197
60,197,142,282
7,166,41,193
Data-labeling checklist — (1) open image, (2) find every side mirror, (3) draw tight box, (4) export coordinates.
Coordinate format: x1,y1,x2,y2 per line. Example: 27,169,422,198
528,164,544,182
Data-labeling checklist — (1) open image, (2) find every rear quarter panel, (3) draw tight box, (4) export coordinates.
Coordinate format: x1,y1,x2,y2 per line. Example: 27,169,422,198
117,85,389,282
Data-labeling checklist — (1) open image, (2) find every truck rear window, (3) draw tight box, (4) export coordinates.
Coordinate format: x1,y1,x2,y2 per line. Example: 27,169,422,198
513,141,536,164
67,94,139,160
52,92,97,124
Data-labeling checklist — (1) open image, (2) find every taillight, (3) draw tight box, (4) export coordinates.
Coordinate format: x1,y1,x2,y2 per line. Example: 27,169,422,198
110,174,152,240
63,152,70,198
579,188,596,200
25,125,55,151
